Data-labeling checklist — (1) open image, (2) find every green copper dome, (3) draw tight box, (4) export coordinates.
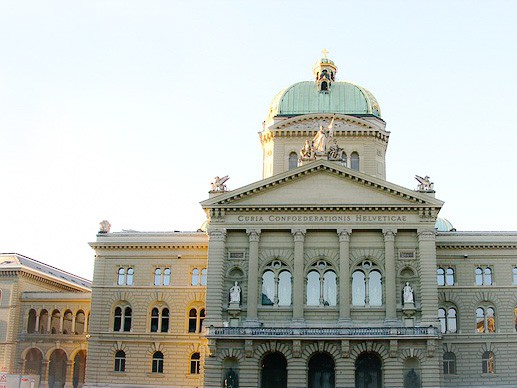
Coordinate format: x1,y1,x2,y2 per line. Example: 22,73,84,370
267,81,381,121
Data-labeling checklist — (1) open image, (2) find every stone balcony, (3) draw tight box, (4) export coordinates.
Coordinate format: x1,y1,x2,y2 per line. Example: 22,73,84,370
207,326,439,340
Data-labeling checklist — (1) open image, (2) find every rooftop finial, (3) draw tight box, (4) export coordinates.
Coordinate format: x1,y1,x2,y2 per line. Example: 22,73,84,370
322,48,329,59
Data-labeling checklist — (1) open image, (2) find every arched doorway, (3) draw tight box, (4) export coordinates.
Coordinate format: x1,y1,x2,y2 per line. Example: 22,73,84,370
355,352,382,388
261,352,287,388
48,349,67,388
73,350,87,388
24,348,43,376
308,353,335,388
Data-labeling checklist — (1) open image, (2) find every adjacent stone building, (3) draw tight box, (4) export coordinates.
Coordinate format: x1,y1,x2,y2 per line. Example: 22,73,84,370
0,253,91,388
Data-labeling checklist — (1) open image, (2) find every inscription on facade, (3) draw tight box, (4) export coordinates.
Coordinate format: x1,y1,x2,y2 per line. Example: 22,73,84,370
235,214,409,223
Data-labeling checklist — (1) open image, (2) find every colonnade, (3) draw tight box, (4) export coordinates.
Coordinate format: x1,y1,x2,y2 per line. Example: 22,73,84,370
207,226,437,327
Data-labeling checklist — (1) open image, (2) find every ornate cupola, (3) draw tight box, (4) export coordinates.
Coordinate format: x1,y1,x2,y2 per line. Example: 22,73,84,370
313,49,337,93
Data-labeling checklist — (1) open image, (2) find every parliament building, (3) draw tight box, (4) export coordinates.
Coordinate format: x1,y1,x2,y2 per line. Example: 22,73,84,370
2,54,517,388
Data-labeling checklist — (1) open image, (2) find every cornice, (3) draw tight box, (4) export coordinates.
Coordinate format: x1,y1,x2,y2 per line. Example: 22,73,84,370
89,243,208,250
0,269,88,292
436,243,517,250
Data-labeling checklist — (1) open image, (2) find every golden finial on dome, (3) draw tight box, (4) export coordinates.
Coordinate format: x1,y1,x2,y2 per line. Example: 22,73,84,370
322,48,329,59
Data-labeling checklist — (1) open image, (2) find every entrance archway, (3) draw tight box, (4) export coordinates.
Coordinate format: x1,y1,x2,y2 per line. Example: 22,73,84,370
355,352,382,388
73,350,87,388
261,352,287,388
48,349,67,388
308,353,335,388
24,348,43,376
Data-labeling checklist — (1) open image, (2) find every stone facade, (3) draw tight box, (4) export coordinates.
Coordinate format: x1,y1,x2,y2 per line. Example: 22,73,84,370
0,253,91,388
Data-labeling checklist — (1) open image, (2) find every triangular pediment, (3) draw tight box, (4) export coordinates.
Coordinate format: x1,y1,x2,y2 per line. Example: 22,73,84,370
201,160,443,210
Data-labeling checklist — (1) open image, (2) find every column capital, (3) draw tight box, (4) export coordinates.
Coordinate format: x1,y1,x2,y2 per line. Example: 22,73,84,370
417,229,436,241
208,228,227,241
337,229,351,242
383,229,397,241
291,228,306,242
246,229,261,242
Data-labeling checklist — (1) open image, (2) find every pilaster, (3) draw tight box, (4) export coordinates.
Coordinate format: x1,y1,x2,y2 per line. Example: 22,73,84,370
383,229,398,324
64,360,74,388
245,229,261,326
292,229,306,324
337,229,351,325
205,228,227,327
418,229,439,326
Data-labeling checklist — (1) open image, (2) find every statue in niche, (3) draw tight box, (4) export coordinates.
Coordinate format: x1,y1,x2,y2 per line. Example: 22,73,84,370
229,281,241,304
403,282,414,304
224,368,238,388
404,368,420,388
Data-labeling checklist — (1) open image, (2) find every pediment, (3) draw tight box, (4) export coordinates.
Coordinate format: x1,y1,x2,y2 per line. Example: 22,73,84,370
201,160,443,210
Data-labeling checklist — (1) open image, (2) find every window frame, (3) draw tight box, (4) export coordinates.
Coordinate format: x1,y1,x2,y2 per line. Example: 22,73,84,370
152,351,164,374
150,306,170,333
114,350,126,372
481,351,495,374
352,260,383,307
190,353,201,374
187,307,205,333
438,306,458,334
476,306,496,333
475,266,492,286
260,261,292,307
443,352,456,375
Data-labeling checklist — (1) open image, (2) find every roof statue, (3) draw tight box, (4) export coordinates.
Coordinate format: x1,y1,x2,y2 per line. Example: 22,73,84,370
211,175,230,192
99,220,111,234
415,175,434,192
300,114,345,163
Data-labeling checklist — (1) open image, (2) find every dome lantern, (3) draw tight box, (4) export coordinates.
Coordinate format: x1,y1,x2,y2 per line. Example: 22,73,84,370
313,49,338,93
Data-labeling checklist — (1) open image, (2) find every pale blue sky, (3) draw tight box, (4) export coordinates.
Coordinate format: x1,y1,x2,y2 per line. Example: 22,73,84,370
1,1,516,279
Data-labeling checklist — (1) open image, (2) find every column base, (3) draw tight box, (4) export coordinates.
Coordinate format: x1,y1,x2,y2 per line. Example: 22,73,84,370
337,318,352,327
383,318,401,327
291,318,306,327
244,318,261,327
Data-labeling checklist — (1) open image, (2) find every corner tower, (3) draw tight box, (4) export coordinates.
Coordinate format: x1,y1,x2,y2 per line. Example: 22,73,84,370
260,52,389,180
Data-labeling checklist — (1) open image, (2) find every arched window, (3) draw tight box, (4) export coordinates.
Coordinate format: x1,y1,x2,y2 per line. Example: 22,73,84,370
126,268,134,285
261,352,287,388
308,353,335,388
513,267,517,285
403,357,421,388
261,261,292,306
352,261,382,307
200,268,207,286
476,266,492,286
437,267,445,286
341,152,347,167
27,309,37,333
150,306,170,333
117,268,125,285
114,350,126,372
351,152,359,171
39,309,48,333
75,310,85,334
187,307,205,333
482,351,495,374
152,351,164,374
446,268,455,285
190,353,200,374
289,152,298,170
114,305,132,332
154,268,162,286
51,310,60,334
321,81,328,91
192,269,200,286
62,310,73,334
443,352,456,375
163,268,171,286
476,307,495,333
306,261,336,307
438,307,457,333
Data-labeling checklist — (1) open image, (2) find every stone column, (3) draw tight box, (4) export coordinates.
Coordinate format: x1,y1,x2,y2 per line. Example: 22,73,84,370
71,315,76,334
84,314,88,333
40,360,50,388
35,314,40,332
418,229,439,326
245,229,261,326
64,360,74,388
337,229,351,325
292,229,306,324
47,314,51,333
384,229,397,324
205,228,227,327
59,314,64,333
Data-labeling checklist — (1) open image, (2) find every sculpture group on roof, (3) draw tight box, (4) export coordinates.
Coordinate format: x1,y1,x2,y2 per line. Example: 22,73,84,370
300,114,345,162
